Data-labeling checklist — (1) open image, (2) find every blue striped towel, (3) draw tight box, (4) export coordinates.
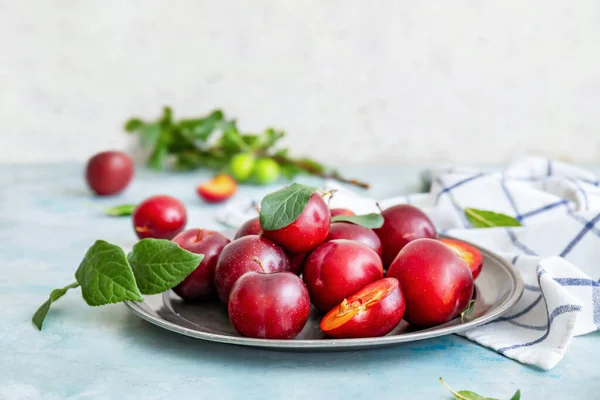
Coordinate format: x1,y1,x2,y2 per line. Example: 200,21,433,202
217,156,600,369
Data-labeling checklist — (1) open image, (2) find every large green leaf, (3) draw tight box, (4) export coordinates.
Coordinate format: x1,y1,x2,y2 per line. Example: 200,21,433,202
127,239,204,295
74,240,144,306
259,183,319,230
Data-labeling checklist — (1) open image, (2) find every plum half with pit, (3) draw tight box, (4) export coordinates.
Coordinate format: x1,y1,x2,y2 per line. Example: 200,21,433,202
228,271,310,339
171,229,230,301
214,235,291,304
326,222,382,258
320,277,405,338
132,195,187,240
262,193,330,254
374,204,437,268
302,239,384,312
386,238,474,327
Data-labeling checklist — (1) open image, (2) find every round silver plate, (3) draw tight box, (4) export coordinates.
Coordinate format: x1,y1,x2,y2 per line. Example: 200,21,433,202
125,238,523,351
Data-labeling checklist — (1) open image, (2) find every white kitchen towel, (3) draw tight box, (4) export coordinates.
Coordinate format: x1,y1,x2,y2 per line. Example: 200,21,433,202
216,156,600,370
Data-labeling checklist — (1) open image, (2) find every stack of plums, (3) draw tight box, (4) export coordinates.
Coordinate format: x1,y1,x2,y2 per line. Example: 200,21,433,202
170,191,483,340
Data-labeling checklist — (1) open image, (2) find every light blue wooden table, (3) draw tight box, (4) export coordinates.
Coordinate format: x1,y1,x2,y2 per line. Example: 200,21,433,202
1,163,599,400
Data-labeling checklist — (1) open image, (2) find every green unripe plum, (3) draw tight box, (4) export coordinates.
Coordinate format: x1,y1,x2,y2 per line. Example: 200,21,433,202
229,153,255,182
253,158,281,185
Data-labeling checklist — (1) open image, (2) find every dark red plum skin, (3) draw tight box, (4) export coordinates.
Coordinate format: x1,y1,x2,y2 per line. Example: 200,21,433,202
214,235,291,304
132,195,187,240
287,252,307,275
234,217,262,239
171,229,230,302
86,151,134,196
326,222,382,258
386,238,474,327
262,193,330,254
302,239,384,312
321,278,406,338
374,204,437,268
228,271,311,339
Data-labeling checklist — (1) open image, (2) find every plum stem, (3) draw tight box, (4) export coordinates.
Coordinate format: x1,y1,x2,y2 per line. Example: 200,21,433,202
375,202,383,213
252,257,267,273
194,229,203,243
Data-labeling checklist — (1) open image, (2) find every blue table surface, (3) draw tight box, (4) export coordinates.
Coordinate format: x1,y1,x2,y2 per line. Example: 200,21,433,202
1,163,599,400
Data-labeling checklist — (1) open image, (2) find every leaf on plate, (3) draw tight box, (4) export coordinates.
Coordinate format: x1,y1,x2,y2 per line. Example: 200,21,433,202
259,183,319,230
32,282,80,330
127,239,204,295
461,299,476,323
331,213,384,229
75,240,144,306
464,208,521,228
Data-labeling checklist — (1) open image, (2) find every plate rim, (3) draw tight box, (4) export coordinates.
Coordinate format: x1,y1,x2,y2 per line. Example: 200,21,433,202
124,238,524,349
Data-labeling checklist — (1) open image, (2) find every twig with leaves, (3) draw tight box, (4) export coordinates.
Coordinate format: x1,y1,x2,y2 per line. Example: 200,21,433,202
125,107,369,189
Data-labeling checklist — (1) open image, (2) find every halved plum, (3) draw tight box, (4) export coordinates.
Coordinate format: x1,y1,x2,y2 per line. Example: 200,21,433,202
439,238,483,279
320,278,405,338
197,174,237,203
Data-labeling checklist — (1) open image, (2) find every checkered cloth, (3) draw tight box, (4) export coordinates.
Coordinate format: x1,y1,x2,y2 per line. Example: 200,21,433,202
217,157,600,370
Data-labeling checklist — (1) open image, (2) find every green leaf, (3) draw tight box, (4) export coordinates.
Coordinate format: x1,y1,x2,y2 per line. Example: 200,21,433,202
160,106,173,127
259,183,319,230
138,123,162,149
218,128,249,153
75,240,144,306
464,208,521,228
178,110,225,142
331,213,384,229
104,204,137,217
32,282,80,330
148,139,169,169
127,239,204,295
297,157,325,174
455,391,497,400
280,162,302,179
254,128,285,150
440,378,518,400
461,299,476,323
124,118,143,132
274,148,289,158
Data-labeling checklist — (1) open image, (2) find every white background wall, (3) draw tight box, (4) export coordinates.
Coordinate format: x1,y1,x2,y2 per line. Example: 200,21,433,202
1,1,599,165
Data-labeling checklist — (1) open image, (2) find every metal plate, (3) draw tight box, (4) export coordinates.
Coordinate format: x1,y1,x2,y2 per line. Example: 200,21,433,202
124,238,523,351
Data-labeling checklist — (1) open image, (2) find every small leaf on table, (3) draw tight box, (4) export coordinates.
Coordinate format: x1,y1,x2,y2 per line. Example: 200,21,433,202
440,378,508,400
75,240,144,306
259,183,319,230
464,208,521,228
331,213,384,229
127,239,204,295
32,282,80,330
455,391,497,400
104,204,137,217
